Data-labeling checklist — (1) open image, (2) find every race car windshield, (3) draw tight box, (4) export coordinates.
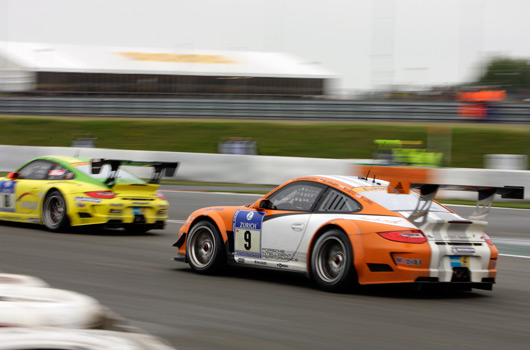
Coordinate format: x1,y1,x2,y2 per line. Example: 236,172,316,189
75,164,143,183
361,190,450,212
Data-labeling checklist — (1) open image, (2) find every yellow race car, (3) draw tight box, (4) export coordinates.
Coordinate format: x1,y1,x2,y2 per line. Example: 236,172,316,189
0,155,178,233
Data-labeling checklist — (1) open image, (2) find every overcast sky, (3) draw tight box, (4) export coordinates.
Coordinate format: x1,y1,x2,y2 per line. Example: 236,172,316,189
1,0,529,93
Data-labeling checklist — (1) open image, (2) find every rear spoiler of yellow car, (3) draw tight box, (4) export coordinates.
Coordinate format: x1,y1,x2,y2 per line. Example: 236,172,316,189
388,180,524,221
91,158,179,185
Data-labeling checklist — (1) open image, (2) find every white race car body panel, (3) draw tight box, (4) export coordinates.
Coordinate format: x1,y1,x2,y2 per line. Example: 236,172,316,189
417,219,492,282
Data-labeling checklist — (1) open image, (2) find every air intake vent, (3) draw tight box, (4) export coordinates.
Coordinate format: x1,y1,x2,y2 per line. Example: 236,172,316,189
367,263,393,272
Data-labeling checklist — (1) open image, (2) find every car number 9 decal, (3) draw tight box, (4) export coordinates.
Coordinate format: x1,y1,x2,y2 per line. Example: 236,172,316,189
233,209,264,258
0,181,16,212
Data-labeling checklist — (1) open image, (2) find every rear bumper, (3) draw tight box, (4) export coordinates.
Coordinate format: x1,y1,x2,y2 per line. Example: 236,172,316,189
70,207,168,229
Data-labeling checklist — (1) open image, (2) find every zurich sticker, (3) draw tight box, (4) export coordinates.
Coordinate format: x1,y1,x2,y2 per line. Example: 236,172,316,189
233,209,265,258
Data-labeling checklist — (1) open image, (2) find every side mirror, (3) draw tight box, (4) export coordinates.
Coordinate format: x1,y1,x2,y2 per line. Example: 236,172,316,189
258,199,277,211
7,172,19,180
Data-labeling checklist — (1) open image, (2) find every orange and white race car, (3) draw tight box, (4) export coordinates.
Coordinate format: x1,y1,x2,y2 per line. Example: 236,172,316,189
173,175,523,292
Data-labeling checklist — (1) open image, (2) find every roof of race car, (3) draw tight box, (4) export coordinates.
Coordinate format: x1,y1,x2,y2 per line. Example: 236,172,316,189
32,155,90,165
298,175,390,188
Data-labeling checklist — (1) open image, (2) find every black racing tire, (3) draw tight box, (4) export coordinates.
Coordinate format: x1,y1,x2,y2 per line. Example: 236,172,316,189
42,190,70,232
186,221,226,275
310,229,356,292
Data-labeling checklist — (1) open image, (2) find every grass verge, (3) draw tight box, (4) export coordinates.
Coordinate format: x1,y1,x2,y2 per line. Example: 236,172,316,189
1,116,529,169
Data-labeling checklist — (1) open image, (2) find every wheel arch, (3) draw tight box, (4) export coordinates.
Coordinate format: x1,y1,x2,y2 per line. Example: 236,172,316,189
306,220,362,279
41,187,76,223
187,213,228,244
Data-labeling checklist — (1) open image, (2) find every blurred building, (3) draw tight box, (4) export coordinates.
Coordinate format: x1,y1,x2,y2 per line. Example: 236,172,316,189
0,42,335,97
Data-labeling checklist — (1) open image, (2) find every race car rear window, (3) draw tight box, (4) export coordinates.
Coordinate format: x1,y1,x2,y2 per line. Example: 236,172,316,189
75,164,142,182
361,190,450,212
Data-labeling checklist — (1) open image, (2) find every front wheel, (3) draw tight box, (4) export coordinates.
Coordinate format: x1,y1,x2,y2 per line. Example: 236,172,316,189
42,190,69,232
186,221,226,275
310,230,356,292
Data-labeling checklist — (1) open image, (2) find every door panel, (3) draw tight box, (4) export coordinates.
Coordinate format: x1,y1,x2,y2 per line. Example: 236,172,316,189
260,212,311,261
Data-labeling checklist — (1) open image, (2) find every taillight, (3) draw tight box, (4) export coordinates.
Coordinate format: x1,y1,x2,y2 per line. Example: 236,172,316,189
156,191,166,200
482,233,493,246
85,191,115,199
377,230,427,243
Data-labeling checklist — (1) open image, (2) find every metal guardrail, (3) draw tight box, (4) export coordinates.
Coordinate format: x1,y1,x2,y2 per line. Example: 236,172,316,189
0,97,529,122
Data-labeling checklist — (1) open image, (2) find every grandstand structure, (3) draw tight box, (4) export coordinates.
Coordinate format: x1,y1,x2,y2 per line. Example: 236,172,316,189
0,42,335,97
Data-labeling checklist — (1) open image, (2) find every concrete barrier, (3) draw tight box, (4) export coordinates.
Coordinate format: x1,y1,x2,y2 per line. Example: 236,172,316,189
1,145,528,200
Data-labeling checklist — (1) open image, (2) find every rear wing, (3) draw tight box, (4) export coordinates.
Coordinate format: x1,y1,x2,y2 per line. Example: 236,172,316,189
91,159,179,185
388,181,524,221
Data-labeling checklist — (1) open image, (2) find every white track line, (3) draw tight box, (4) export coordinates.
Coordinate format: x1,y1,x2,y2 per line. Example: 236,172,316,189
160,189,261,197
167,219,186,224
499,254,530,259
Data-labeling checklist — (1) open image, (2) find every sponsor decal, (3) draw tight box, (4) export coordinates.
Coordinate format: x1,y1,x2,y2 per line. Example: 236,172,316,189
28,218,40,223
0,180,16,212
48,169,66,176
109,209,122,214
77,203,86,208
448,234,469,240
132,202,149,206
451,247,475,254
205,207,224,212
75,197,102,203
277,263,288,269
110,203,124,207
237,258,245,263
396,257,422,265
364,217,403,225
261,248,292,261
387,181,411,194
16,192,39,210
20,201,38,210
232,209,265,258
254,260,267,266
358,186,386,192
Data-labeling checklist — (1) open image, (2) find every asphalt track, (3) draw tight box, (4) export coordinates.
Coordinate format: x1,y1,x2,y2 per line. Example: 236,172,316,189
1,190,529,349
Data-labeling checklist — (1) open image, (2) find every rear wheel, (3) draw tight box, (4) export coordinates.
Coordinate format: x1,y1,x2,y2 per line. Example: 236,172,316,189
186,221,225,274
310,230,356,292
42,190,69,232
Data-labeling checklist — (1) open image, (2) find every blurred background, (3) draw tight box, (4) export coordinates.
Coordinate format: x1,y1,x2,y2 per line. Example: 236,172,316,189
1,0,529,96
0,0,529,169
